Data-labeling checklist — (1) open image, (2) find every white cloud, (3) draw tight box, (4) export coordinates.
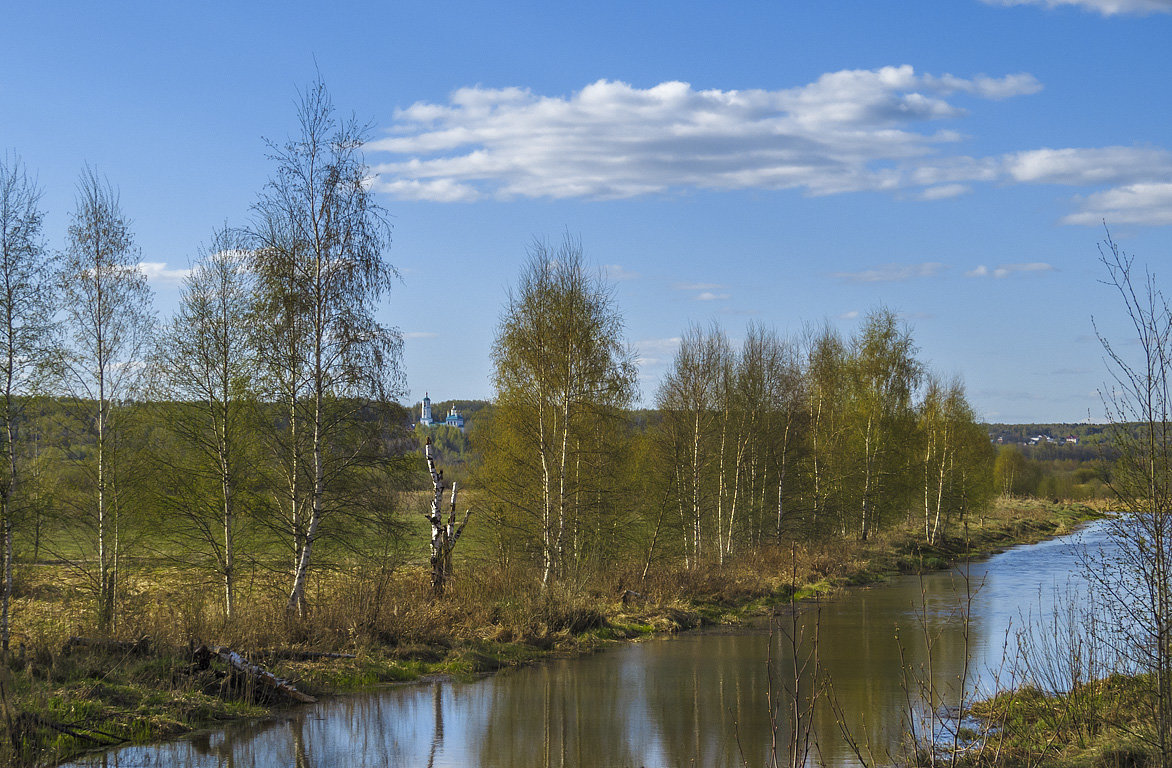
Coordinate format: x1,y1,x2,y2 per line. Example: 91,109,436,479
917,183,971,200
635,337,681,367
603,264,639,281
370,68,1040,201
966,262,1056,278
839,310,860,320
1063,183,1172,225
831,262,944,283
370,70,1172,227
1004,146,1172,185
137,262,192,283
982,0,1172,15
696,291,731,301
379,178,480,202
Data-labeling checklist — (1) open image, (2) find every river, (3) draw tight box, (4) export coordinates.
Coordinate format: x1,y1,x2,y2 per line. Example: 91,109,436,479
63,519,1117,768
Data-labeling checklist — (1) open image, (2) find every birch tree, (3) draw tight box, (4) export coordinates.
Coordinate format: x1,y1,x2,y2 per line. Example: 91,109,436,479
805,325,848,537
154,227,256,619
846,308,920,541
748,326,806,544
0,155,57,651
482,235,637,586
251,79,402,617
60,167,155,630
655,324,731,567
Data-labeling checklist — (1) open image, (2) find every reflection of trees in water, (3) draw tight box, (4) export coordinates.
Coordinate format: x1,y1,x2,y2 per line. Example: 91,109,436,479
642,632,777,767
427,680,444,768
188,716,283,767
470,658,641,767
182,691,435,766
815,570,987,764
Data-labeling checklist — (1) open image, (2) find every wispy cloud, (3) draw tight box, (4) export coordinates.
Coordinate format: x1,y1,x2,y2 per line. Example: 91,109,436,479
138,262,191,283
671,281,729,300
603,264,639,281
1063,183,1172,226
966,262,1056,278
635,337,682,367
831,262,945,283
839,310,860,320
916,184,971,200
982,0,1172,15
371,67,1040,202
1004,146,1172,185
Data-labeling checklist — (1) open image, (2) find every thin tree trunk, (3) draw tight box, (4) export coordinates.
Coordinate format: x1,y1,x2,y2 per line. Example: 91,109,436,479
715,406,729,565
287,374,324,616
776,416,792,542
1,352,14,652
538,396,554,586
861,413,874,542
691,411,702,566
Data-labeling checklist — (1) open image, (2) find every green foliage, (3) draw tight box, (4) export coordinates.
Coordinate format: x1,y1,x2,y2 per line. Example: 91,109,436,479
476,235,638,585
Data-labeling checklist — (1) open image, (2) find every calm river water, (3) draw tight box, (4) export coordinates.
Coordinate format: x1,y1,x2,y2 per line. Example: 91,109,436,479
63,520,1116,768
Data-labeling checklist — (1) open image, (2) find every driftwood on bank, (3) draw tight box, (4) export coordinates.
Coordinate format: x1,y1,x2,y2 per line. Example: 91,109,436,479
211,646,317,704
61,635,151,656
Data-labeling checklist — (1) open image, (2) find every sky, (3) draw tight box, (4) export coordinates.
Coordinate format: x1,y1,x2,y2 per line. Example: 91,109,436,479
3,0,1172,423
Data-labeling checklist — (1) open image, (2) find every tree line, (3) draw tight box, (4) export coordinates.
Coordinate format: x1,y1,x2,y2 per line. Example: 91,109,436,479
474,236,997,587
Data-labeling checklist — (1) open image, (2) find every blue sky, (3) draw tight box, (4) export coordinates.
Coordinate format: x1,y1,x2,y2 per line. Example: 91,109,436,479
4,0,1172,422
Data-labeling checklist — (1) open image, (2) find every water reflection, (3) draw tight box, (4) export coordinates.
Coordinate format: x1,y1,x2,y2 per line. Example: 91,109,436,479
65,522,1112,768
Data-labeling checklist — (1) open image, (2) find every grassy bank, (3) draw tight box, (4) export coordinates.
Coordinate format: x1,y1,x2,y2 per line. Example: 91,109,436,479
968,674,1155,768
6,497,1102,766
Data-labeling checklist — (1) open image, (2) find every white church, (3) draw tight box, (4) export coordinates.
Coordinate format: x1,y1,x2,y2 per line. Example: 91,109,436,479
418,392,465,431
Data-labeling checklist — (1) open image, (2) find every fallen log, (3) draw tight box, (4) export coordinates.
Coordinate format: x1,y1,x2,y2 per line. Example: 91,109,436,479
211,646,317,704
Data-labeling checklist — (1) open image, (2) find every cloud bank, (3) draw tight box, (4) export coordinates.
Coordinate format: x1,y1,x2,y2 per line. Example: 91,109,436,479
370,69,1172,226
371,67,1040,202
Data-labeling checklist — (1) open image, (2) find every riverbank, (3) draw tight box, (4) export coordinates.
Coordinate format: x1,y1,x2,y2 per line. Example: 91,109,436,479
11,497,1102,767
968,672,1154,768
